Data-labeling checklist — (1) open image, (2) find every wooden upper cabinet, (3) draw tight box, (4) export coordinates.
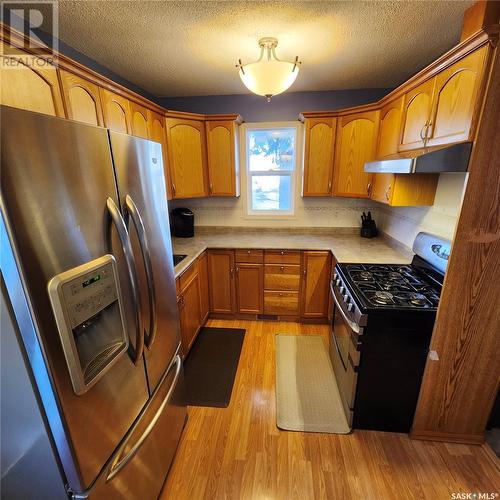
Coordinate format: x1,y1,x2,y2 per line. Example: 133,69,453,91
376,97,403,158
207,250,235,314
165,117,208,199
333,111,379,198
426,45,488,147
372,173,438,206
205,120,239,197
302,117,336,196
0,43,64,116
399,78,436,151
301,251,332,318
100,88,131,134
59,70,103,126
130,101,149,138
147,110,173,199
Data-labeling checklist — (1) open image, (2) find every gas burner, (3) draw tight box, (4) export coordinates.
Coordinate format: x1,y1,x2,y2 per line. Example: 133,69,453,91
408,293,428,306
350,270,374,281
413,284,436,294
373,291,394,305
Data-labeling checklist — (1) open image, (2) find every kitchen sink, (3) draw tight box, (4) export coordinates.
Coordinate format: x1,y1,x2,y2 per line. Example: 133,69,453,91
173,254,187,266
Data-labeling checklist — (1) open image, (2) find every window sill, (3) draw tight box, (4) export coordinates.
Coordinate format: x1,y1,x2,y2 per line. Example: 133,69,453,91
243,214,298,221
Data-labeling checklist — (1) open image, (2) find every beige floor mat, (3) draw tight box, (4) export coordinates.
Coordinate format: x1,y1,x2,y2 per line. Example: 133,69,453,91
275,334,351,434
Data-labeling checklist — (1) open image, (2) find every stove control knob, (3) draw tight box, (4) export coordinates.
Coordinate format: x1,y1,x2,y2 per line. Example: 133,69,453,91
343,294,349,303
347,303,354,312
333,272,338,280
339,285,345,294
335,279,341,287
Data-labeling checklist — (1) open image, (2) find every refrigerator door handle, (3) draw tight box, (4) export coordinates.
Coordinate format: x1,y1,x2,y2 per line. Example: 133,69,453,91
124,194,157,350
105,353,182,481
106,197,144,364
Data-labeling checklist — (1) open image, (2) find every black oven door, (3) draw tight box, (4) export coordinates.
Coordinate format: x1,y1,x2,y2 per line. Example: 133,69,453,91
329,281,362,426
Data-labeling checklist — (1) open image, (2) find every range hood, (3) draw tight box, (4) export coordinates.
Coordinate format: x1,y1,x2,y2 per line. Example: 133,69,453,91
364,142,472,174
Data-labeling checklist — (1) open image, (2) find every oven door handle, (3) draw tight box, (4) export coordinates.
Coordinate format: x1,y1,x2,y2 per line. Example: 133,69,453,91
330,283,360,334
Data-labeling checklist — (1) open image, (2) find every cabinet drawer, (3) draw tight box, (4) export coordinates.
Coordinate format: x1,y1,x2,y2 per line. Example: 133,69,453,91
264,291,299,315
264,250,301,265
264,265,301,291
235,249,264,263
179,260,198,291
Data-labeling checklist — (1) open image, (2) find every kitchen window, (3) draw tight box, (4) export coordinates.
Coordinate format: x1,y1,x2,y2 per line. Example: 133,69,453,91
243,124,298,216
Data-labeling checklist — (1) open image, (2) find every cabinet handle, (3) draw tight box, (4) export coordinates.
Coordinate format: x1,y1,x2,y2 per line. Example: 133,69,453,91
425,120,433,140
280,251,285,256
366,182,372,195
385,190,390,201
230,267,234,278
420,121,429,141
247,250,251,254
171,183,176,196
209,182,213,194
236,267,239,273
280,266,284,271
328,180,332,191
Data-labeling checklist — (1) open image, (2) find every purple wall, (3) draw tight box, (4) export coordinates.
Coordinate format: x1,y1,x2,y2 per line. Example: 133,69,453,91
160,89,392,122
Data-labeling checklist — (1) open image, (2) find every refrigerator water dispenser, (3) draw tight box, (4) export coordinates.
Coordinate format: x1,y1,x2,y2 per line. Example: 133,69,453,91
48,255,129,394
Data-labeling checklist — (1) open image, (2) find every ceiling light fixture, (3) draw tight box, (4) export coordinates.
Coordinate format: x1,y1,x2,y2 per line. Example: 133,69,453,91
236,37,301,102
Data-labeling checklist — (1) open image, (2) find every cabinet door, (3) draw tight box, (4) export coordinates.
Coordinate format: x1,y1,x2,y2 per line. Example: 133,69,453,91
130,102,149,139
427,46,488,147
302,251,332,318
100,88,131,134
197,251,210,323
371,173,394,205
59,70,103,125
376,97,403,158
236,263,263,314
399,78,435,151
165,118,208,199
147,110,173,200
0,43,64,116
206,120,238,196
208,250,235,314
302,117,336,196
333,111,378,198
179,274,201,355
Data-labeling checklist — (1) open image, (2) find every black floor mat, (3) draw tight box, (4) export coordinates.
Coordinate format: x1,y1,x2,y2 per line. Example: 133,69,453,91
183,327,246,407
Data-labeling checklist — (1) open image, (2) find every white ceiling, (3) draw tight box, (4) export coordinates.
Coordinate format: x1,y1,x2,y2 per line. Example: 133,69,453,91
57,1,473,97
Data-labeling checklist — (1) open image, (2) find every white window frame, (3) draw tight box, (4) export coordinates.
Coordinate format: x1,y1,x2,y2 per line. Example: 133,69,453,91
240,121,301,218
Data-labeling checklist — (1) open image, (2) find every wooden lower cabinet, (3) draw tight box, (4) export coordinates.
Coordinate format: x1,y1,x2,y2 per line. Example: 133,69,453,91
197,251,210,322
264,291,300,315
178,272,201,356
301,251,332,318
208,250,236,314
236,263,263,314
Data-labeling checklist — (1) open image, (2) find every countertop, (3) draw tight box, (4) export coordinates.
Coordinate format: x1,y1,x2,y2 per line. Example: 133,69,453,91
172,228,412,278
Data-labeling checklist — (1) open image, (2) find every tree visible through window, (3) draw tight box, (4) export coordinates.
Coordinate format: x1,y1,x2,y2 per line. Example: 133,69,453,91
246,127,296,214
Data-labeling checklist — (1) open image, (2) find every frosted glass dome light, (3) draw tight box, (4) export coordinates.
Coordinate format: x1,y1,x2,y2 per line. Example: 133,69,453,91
237,37,301,102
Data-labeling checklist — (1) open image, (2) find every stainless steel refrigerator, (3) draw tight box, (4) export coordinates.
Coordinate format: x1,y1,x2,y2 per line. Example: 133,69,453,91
0,105,186,499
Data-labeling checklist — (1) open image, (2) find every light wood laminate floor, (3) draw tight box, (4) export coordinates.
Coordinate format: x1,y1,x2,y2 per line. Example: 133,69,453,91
161,319,500,499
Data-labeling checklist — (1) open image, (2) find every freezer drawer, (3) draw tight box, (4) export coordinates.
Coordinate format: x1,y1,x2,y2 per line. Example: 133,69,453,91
81,348,187,499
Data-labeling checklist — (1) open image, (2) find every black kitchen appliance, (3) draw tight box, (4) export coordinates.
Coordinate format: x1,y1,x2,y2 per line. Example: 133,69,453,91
171,207,194,238
329,232,450,433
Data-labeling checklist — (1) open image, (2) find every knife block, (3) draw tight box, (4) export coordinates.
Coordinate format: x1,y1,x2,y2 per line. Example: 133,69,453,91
361,220,378,238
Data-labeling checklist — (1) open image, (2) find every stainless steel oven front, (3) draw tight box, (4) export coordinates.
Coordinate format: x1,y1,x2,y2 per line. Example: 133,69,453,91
329,272,366,426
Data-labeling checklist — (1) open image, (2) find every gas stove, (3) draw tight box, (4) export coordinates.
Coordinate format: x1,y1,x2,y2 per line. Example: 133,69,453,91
337,263,441,310
328,232,451,434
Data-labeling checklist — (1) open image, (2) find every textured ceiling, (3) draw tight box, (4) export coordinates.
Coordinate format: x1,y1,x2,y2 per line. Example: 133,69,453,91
57,1,474,97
